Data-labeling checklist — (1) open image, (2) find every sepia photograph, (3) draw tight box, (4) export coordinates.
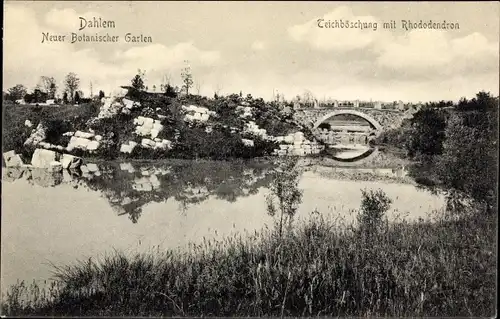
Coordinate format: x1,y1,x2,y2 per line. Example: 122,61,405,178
1,1,498,317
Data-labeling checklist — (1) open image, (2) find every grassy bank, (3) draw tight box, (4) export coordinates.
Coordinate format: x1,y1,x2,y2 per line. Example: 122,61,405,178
2,209,496,317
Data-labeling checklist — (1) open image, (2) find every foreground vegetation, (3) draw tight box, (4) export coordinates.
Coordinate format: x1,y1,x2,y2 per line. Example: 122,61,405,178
1,206,495,317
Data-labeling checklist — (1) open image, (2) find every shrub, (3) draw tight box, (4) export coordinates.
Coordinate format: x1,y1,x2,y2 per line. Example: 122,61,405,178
405,107,448,157
357,188,392,234
265,158,303,237
435,104,498,214
43,119,72,145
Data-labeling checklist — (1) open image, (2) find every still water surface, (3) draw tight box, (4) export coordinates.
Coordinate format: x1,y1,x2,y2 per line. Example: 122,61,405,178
1,155,445,293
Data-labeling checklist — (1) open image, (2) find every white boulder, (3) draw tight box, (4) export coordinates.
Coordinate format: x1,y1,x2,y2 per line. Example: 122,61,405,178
87,141,100,151
61,154,82,169
3,150,24,167
193,112,202,121
86,163,99,172
122,98,135,109
284,135,294,144
134,116,145,126
200,113,210,122
294,132,305,141
68,136,91,150
31,149,58,168
153,122,164,131
142,117,154,128
98,96,124,119
242,139,255,147
150,129,160,139
74,131,95,139
24,123,47,146
135,126,151,136
120,143,136,154
80,165,90,174
141,138,156,148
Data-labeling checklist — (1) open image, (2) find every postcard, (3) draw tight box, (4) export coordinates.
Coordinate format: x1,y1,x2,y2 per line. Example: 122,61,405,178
2,1,498,317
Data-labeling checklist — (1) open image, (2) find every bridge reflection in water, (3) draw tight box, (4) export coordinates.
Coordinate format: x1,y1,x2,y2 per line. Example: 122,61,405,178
313,114,380,162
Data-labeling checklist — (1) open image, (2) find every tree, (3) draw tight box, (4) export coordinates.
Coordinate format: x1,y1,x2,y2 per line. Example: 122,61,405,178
404,107,447,158
302,90,315,108
64,72,80,103
39,76,57,99
98,90,105,99
435,92,498,214
131,69,146,91
164,84,177,98
181,60,193,95
265,159,303,238
24,89,48,104
7,84,27,102
74,91,81,104
49,83,57,100
62,92,69,104
33,89,47,103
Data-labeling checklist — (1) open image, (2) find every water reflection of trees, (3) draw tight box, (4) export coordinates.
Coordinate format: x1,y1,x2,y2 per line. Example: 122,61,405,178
3,160,275,224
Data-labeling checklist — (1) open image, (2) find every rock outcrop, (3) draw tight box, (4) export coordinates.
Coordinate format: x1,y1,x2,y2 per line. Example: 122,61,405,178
97,97,124,119
236,105,254,118
30,149,83,170
271,132,324,156
133,116,164,139
182,105,215,122
140,138,172,150
3,150,24,167
67,131,101,152
31,149,58,168
244,121,267,138
120,141,138,154
24,123,47,147
241,139,255,147
60,154,83,169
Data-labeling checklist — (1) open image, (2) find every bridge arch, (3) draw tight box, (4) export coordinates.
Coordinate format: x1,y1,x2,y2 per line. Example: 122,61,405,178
312,110,383,134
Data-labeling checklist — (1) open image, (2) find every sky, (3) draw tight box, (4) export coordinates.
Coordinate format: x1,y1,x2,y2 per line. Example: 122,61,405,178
3,1,499,102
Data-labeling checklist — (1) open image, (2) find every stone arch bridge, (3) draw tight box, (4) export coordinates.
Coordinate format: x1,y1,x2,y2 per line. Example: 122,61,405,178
293,107,413,137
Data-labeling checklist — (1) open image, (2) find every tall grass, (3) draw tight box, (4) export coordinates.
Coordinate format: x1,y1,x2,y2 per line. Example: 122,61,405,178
1,208,496,317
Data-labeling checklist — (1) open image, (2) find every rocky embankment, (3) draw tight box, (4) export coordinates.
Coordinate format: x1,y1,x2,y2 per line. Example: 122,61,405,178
3,88,329,172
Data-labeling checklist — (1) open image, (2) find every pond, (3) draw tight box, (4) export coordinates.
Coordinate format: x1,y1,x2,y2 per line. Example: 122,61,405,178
1,152,445,294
